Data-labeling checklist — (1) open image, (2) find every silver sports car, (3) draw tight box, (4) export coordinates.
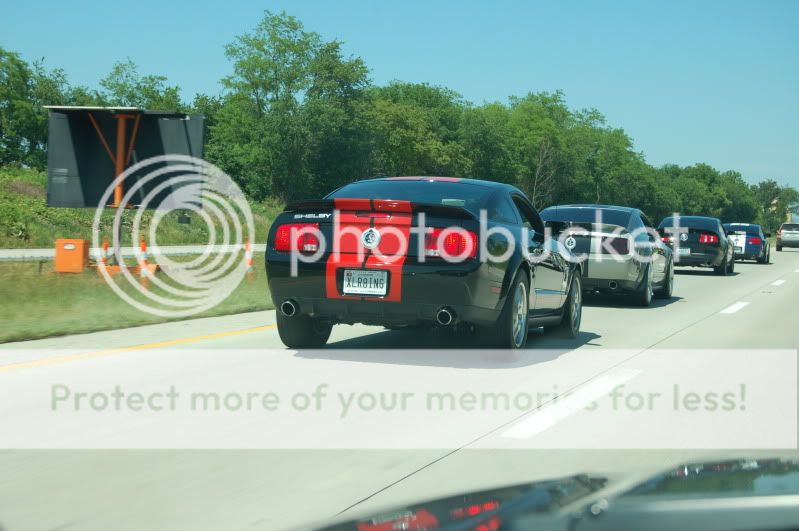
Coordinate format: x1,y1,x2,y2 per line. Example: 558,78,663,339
540,204,674,306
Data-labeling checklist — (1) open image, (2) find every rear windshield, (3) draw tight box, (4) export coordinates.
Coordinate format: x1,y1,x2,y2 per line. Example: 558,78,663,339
659,216,718,232
781,223,799,231
326,180,493,215
540,207,631,227
724,224,760,235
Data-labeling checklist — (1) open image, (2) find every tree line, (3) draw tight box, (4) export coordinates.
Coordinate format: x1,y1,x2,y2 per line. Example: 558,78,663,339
1,11,796,230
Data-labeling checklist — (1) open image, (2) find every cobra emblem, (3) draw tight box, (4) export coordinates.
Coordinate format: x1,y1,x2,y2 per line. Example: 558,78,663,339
361,228,381,249
564,236,577,250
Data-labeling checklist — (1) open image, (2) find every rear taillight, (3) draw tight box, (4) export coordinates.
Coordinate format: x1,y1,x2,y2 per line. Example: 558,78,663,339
698,233,719,244
450,501,500,519
274,223,320,253
661,235,672,243
747,237,763,245
425,228,477,259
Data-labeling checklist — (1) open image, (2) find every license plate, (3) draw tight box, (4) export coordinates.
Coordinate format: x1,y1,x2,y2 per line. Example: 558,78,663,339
342,269,388,296
678,248,691,256
735,247,743,253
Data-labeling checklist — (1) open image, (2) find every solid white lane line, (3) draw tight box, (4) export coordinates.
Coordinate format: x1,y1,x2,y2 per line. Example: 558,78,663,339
500,369,641,439
720,302,750,314
771,279,786,286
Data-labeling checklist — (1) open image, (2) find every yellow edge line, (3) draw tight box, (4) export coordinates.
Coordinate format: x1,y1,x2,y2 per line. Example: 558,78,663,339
0,324,277,373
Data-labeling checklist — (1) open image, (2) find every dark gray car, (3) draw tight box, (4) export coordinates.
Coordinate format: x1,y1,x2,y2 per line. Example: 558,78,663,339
658,216,735,275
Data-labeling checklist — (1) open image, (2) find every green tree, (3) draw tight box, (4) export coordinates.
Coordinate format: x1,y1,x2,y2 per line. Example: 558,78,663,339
190,93,223,128
303,40,371,194
209,11,323,200
364,83,469,178
507,93,563,208
753,179,799,231
99,59,183,110
459,103,518,184
0,48,77,168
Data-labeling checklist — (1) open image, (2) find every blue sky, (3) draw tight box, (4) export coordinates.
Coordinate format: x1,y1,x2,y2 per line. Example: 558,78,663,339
2,0,797,187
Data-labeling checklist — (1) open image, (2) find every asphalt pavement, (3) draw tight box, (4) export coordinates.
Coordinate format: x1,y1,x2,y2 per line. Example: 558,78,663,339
0,250,797,530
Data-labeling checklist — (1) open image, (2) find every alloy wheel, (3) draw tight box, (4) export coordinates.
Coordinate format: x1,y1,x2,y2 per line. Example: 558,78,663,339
512,281,528,348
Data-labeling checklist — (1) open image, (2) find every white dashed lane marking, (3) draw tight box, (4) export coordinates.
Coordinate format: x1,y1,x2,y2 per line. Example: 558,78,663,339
500,369,641,439
771,279,786,286
720,302,750,314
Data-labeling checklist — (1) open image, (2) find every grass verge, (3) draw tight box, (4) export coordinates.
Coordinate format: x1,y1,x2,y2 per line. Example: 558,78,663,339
0,255,273,343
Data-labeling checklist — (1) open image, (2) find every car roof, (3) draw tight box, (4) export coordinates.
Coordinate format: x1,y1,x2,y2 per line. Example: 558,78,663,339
658,215,721,230
662,215,720,222
360,176,515,190
724,222,761,229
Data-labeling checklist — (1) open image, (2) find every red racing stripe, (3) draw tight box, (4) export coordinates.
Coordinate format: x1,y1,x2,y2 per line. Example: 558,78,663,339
369,212,411,302
373,199,413,212
332,198,372,211
325,199,412,302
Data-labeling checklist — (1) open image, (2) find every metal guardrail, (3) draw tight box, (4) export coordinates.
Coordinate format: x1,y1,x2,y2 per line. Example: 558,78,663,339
0,244,266,262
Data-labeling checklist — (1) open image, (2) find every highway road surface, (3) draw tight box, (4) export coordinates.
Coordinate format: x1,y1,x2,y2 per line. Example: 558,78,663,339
0,250,798,530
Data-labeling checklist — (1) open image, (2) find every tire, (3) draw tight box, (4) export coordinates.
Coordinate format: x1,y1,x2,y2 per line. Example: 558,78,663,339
552,273,582,338
714,256,729,276
777,245,782,252
655,260,674,299
489,271,530,349
276,311,333,348
631,264,653,307
728,257,735,274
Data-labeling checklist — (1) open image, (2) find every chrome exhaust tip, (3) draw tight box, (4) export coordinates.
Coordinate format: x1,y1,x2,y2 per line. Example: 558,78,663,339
280,300,297,317
608,281,619,290
436,307,455,326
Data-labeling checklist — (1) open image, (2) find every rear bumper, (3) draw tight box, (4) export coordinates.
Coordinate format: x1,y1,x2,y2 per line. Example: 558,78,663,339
283,298,500,326
733,244,765,259
580,255,643,292
582,277,640,292
670,246,725,267
266,253,503,326
673,255,722,267
778,239,799,248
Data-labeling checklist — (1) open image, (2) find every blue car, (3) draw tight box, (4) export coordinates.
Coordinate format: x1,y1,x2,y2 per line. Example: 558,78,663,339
723,223,771,264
